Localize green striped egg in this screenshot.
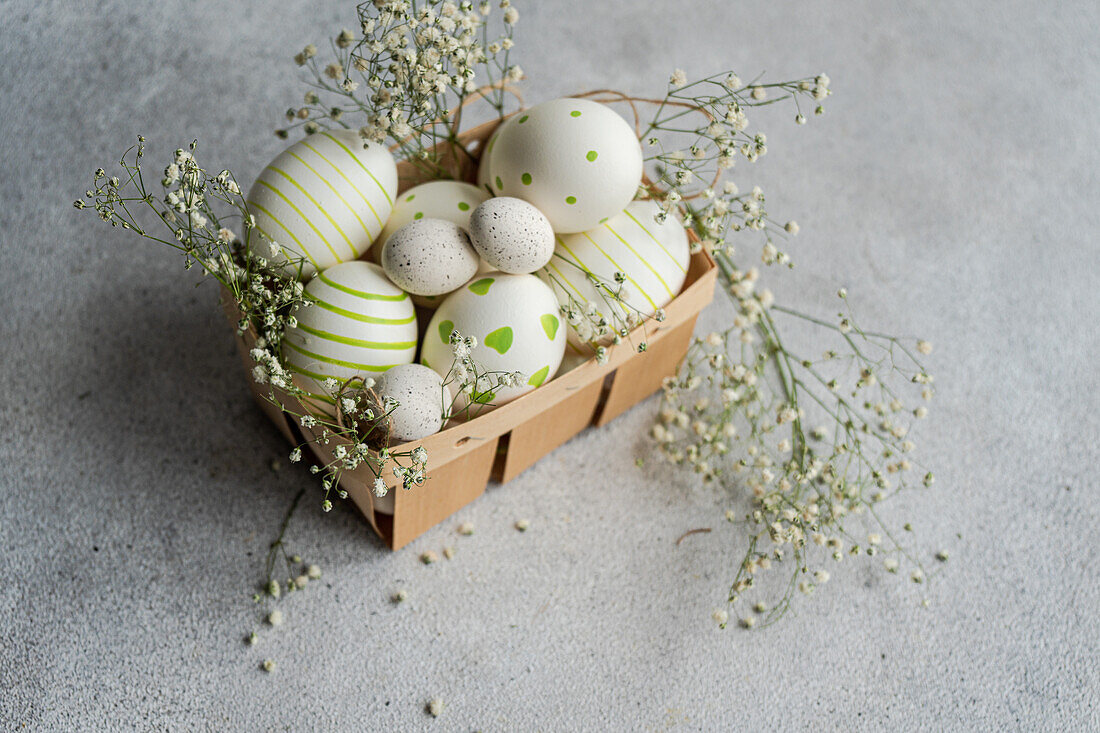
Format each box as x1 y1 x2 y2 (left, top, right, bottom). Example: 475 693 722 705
247 130 397 278
538 200 690 346
283 261 416 412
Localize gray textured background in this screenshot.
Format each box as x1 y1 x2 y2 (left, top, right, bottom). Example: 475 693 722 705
2 0 1098 730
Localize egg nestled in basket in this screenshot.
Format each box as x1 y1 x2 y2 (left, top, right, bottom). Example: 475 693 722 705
246 130 397 278
421 273 566 409
478 97 643 233
539 199 690 346
282 261 417 412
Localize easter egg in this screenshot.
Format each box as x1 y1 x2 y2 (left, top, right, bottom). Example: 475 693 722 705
374 364 452 442
247 130 397 278
381 219 480 296
375 180 489 251
421 273 566 408
479 98 643 233
538 200 690 345
475 121 509 192
467 197 555 274
282 261 416 410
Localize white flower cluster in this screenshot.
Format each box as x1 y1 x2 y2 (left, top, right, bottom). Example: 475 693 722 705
283 0 521 172
441 328 524 417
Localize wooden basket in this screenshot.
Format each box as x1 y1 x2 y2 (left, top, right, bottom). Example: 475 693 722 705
226 115 718 549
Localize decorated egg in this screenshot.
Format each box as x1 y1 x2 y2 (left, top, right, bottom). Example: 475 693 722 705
538 200 690 345
421 273 566 408
247 130 397 278
381 218 480 296
282 261 416 411
479 98 643 233
475 120 510 191
467 197 555 274
375 180 490 251
374 364 452 442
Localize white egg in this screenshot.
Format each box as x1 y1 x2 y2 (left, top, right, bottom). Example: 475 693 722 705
421 273 566 408
538 200 690 345
374 364 452 442
475 120 510 192
375 180 489 251
247 130 397 278
467 197 555 274
480 98 643 233
381 218 480 296
282 261 416 412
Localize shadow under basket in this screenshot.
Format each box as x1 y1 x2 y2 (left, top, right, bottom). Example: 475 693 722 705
226 115 718 550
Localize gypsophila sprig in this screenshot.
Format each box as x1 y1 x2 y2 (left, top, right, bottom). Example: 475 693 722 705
635 69 938 626
76 140 428 511
283 0 523 180
438 328 525 417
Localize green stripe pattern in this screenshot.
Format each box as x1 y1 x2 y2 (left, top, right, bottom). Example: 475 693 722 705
282 261 416 410
246 129 396 274
540 202 690 331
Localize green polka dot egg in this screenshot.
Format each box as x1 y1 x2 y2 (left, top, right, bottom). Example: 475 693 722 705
421 273 566 408
282 261 417 413
478 98 643 233
373 180 493 309
375 180 489 252
246 130 397 278
538 200 690 347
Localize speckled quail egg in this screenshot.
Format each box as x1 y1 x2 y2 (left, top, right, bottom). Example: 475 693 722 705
380 218 480 296
373 363 452 442
467 197 555 274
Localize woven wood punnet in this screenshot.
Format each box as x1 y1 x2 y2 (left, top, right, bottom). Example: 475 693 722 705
226 114 718 549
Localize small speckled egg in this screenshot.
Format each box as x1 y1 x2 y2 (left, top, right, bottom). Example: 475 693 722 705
374 180 489 252
467 197 555 274
374 363 452 441
480 98 643 233
538 200 691 345
282 261 417 413
381 218 480 296
247 130 397 278
421 273 566 408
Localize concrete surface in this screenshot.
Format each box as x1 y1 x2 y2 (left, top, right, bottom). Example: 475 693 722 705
2 0 1098 729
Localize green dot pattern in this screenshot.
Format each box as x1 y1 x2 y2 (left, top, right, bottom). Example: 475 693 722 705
457 201 470 211
405 193 415 201
468 277 494 295
527 365 550 387
540 313 559 340
570 110 582 117
484 326 513 354
565 196 576 205
521 172 532 185
438 319 454 344
495 175 503 191
518 114 529 124
413 211 423 219
472 388 497 404
586 150 598 162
